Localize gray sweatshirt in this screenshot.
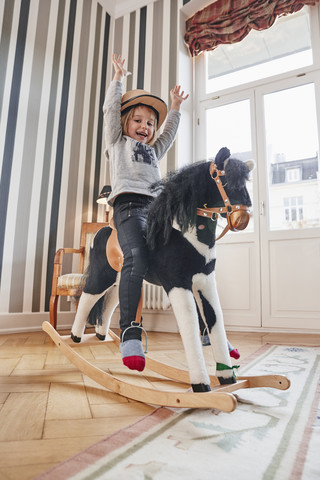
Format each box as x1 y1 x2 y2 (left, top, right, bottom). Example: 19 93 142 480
103 80 181 206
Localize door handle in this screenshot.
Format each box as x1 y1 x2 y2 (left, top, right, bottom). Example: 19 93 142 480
260 200 265 216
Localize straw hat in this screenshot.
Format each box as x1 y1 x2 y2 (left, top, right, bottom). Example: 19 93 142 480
121 89 167 129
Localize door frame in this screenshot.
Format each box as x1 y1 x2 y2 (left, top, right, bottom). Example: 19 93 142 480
255 71 320 330
196 72 320 331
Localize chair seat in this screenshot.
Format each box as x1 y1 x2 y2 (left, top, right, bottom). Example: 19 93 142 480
50 222 108 328
57 273 84 289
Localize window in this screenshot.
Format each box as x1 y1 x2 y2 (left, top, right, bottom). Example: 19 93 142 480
206 7 312 93
205 99 254 232
197 6 320 232
284 196 304 223
286 167 301 182
264 83 319 230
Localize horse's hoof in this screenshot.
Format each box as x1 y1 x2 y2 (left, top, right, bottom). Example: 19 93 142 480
96 333 106 341
71 333 81 343
191 383 211 392
218 376 236 385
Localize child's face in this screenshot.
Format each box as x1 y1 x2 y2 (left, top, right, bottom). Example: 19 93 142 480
126 106 156 144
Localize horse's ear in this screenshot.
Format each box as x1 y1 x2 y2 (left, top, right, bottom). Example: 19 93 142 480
215 147 231 169
244 159 255 172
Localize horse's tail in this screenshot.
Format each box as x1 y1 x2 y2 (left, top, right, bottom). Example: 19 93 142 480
87 297 104 326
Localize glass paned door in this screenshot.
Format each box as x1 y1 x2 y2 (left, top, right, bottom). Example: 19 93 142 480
201 75 320 330
204 97 261 328
206 99 254 232
258 77 320 330
263 83 320 231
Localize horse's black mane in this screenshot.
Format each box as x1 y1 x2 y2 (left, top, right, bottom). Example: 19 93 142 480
147 161 211 249
146 147 251 250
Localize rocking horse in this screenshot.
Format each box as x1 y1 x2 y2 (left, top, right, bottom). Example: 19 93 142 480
43 147 290 412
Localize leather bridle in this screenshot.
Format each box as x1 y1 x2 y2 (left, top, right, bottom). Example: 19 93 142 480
196 162 251 241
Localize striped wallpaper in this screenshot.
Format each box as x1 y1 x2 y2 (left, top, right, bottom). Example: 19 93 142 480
0 0 185 331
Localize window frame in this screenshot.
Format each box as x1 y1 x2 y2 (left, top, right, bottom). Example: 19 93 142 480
194 5 320 103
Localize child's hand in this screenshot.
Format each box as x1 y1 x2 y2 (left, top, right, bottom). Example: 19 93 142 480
170 85 189 111
112 54 131 81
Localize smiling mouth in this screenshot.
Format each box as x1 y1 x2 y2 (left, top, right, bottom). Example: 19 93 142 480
136 132 148 141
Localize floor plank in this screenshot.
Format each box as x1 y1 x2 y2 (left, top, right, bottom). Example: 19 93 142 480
0 327 319 479
0 392 47 441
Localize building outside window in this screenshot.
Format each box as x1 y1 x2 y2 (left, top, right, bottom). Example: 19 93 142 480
284 196 304 223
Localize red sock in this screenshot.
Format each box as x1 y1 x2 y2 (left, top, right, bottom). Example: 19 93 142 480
122 356 145 372
230 348 240 360
120 340 146 372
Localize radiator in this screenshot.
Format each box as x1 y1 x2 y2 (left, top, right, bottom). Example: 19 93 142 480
142 282 171 310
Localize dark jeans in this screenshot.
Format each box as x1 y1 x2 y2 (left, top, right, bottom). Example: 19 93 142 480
113 193 153 341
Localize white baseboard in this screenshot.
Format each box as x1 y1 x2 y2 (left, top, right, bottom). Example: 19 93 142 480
0 310 179 335
0 312 73 334
1 312 319 335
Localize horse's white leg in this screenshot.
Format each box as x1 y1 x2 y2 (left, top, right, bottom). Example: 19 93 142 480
168 287 211 391
71 291 106 342
193 287 239 355
95 282 119 339
193 271 236 384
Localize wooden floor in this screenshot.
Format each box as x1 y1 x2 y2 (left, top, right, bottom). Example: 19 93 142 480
0 327 320 480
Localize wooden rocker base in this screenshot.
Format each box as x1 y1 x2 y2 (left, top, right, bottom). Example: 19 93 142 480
42 321 290 413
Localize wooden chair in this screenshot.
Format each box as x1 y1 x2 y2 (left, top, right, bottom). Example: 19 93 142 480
49 222 108 328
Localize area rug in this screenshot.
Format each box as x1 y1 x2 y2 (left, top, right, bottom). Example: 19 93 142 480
37 345 320 480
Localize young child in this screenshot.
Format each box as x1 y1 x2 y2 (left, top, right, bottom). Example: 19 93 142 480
103 54 188 372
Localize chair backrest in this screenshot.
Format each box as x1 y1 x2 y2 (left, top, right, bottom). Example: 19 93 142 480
79 222 108 273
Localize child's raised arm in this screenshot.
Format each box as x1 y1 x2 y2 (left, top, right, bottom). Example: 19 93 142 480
170 85 189 111
112 53 131 82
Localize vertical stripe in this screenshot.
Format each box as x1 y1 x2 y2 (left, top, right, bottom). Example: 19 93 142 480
63 0 92 262
24 0 59 312
167 0 178 172
0 0 14 119
143 2 154 92
160 0 171 176
45 0 77 311
169 0 178 99
126 11 136 91
132 11 140 88
81 4 102 223
121 14 131 93
9 0 51 312
151 0 163 98
137 6 146 89
32 0 65 312
114 17 123 54
0 0 30 288
91 12 110 222
161 0 170 103
73 1 99 258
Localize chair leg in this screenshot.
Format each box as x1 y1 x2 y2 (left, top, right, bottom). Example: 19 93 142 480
49 294 58 329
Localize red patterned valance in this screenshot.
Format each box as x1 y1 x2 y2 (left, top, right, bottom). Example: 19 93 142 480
185 0 319 56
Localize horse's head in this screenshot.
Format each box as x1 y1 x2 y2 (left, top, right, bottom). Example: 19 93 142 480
147 147 254 249
196 147 254 242
215 146 253 208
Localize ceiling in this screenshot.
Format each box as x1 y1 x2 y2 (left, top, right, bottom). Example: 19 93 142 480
100 0 155 18
100 0 214 19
